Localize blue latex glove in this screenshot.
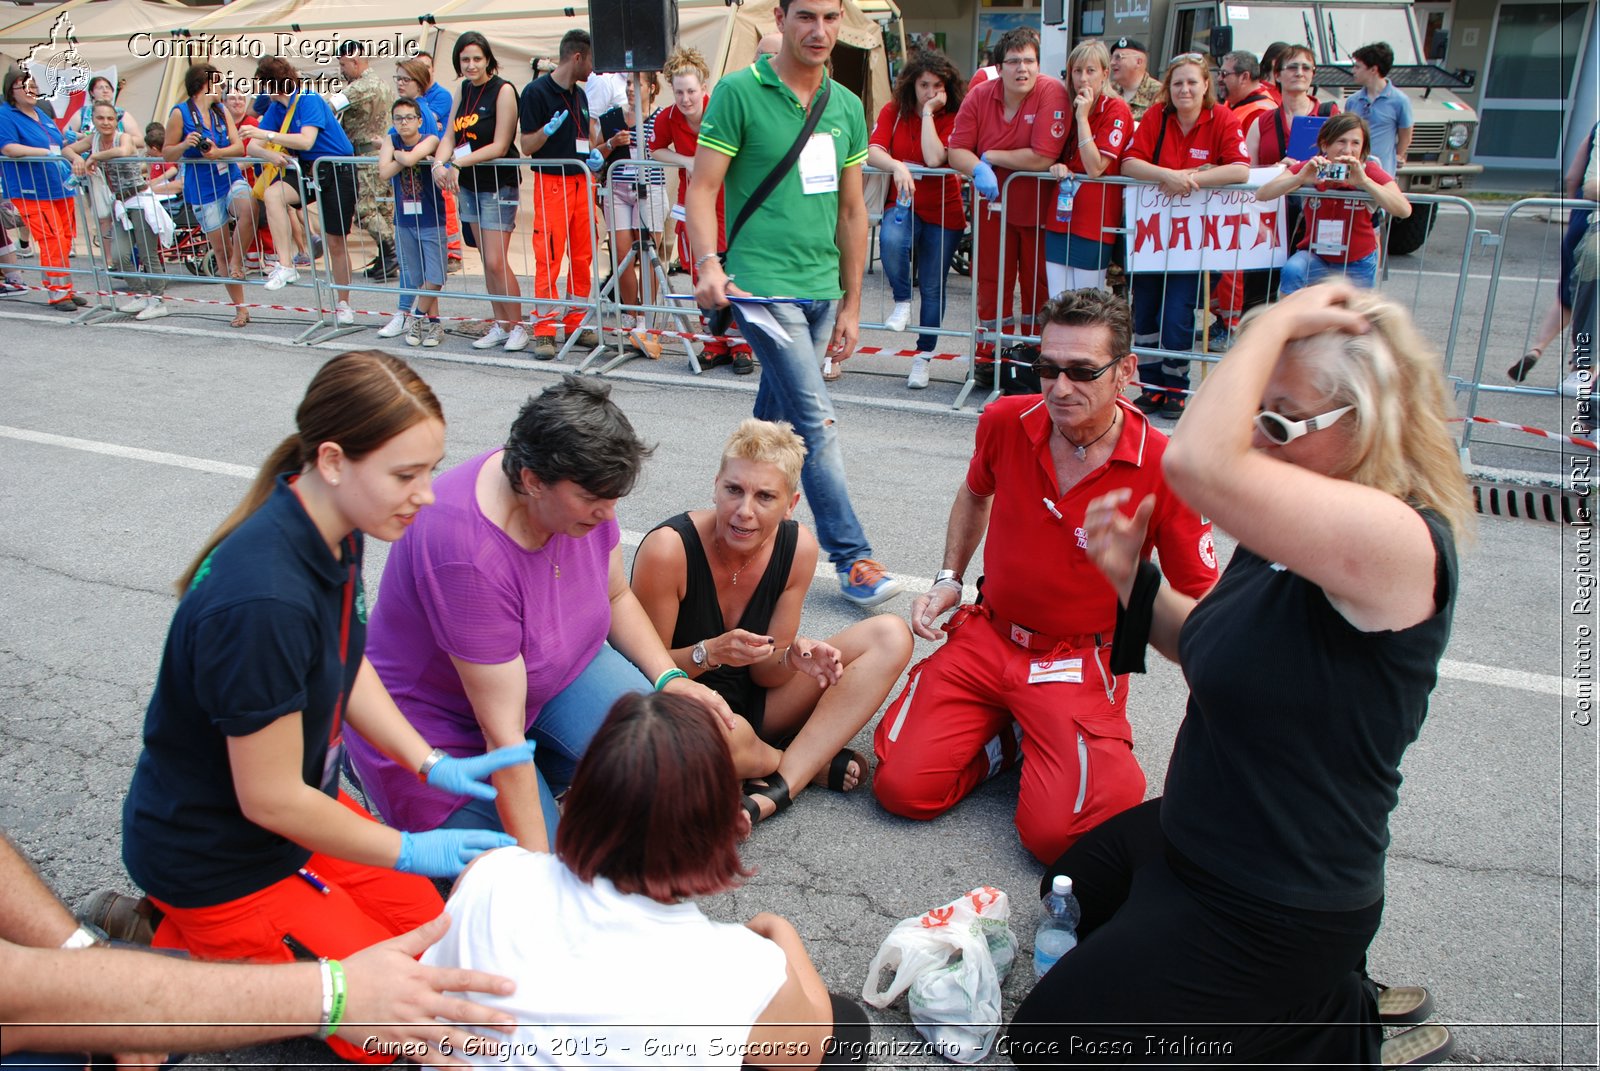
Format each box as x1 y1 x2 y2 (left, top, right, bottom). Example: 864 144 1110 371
971 159 999 201
396 829 515 877
426 741 537 800
587 148 605 172
542 109 569 137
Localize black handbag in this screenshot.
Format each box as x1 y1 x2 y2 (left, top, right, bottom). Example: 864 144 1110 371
702 80 833 337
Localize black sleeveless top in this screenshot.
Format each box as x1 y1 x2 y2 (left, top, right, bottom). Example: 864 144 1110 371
653 513 798 735
454 75 516 194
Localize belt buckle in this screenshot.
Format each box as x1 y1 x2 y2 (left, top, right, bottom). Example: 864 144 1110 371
1008 622 1034 648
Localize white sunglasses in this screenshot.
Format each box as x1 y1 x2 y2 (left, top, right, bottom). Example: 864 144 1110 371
1255 404 1354 444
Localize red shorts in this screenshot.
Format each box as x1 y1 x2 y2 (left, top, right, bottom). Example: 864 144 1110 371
873 604 1147 863
149 792 443 1063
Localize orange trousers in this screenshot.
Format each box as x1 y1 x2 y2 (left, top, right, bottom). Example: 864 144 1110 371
445 187 462 257
15 197 78 299
529 169 594 337
148 792 443 1063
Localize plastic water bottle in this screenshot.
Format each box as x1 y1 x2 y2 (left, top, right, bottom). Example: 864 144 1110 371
1033 874 1080 979
892 188 912 225
1054 176 1076 223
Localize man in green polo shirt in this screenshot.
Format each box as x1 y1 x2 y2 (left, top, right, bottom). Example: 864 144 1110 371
687 0 902 608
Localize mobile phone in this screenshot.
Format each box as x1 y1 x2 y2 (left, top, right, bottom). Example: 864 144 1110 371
1317 162 1348 182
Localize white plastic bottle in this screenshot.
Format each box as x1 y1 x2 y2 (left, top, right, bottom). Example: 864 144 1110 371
1033 874 1081 979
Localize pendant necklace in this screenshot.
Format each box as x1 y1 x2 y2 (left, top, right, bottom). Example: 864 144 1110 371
716 533 767 586
538 538 561 579
1064 411 1119 461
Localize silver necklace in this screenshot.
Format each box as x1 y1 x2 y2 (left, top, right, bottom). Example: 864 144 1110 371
715 534 767 586
1064 411 1119 461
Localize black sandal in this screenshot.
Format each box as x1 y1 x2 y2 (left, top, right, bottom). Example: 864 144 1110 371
825 748 867 793
1507 349 1541 382
742 771 791 825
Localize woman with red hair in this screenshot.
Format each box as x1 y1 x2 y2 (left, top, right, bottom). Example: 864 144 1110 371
422 691 872 1068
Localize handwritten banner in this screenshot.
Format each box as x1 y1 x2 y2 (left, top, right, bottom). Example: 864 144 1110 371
1125 166 1289 273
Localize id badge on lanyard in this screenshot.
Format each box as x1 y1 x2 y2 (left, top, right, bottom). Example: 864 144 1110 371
798 134 838 195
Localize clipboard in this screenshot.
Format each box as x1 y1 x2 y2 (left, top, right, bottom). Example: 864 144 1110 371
1286 115 1328 162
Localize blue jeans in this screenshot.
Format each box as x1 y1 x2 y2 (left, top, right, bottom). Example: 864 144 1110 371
1131 271 1200 396
1279 250 1379 295
733 299 873 571
879 211 963 353
436 643 650 842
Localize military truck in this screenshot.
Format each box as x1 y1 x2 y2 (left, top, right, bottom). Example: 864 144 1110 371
1043 0 1481 254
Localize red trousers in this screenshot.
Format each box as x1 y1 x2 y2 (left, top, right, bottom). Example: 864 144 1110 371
444 187 462 257
529 169 594 337
873 604 1146 863
974 204 1049 354
149 792 443 1063
15 197 77 299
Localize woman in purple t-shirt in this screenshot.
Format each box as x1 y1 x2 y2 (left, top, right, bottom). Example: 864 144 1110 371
348 376 746 850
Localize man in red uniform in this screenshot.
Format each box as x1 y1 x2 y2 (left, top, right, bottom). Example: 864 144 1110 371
873 289 1217 863
947 27 1069 375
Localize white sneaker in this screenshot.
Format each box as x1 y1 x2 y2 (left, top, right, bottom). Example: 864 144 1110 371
335 300 355 327
420 320 443 348
117 295 150 315
472 324 510 349
885 300 912 332
135 298 169 321
1560 369 1595 398
378 312 408 338
504 324 531 352
404 316 424 347
263 265 298 291
907 354 932 389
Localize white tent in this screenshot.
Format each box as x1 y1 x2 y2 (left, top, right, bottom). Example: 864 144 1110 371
2 0 899 132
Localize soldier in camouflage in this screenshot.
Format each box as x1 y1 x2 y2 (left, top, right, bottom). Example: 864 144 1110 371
336 41 398 279
1110 38 1165 122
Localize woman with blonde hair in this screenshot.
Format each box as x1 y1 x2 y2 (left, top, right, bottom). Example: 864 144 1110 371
1011 284 1468 1067
1120 53 1249 418
632 419 912 824
1043 39 1134 296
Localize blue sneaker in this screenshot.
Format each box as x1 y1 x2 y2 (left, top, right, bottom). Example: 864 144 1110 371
838 559 903 608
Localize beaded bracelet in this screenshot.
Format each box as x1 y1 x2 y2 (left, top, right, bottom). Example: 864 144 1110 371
316 958 348 1038
654 668 688 691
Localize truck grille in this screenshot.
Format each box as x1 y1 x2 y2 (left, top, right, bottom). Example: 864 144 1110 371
1409 123 1446 155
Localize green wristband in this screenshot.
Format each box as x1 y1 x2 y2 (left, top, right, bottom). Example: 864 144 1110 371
318 958 348 1038
654 668 688 691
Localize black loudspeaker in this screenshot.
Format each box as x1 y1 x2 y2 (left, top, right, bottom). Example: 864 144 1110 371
590 0 677 71
1042 0 1065 25
1208 25 1233 59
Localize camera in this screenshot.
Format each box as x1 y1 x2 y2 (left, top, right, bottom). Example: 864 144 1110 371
194 135 214 153
1317 162 1349 183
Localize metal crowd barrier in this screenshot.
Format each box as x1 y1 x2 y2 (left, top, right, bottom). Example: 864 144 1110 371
1458 196 1599 466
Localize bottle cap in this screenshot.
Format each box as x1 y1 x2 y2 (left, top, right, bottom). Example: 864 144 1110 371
1051 874 1073 896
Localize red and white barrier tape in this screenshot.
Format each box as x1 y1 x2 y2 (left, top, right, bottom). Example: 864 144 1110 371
1454 414 1596 452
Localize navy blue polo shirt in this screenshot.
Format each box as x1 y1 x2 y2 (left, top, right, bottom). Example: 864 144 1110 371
123 476 367 908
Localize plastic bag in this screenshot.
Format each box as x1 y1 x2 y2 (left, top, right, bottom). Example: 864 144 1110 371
861 886 1018 1063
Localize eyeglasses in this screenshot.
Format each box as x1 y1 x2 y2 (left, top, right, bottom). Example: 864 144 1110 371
393 113 422 123
1254 404 1354 444
1219 68 1241 78
1281 62 1315 72
1169 52 1207 67
1033 356 1123 382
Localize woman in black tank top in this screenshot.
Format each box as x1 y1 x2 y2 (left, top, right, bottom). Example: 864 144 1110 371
431 32 523 341
630 419 912 825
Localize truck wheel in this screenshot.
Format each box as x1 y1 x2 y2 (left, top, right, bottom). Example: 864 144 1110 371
1387 202 1437 257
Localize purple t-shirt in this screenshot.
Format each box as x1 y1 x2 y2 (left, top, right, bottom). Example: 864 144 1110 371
346 448 617 830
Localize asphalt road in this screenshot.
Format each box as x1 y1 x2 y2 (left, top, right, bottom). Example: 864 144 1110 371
0 207 1595 1069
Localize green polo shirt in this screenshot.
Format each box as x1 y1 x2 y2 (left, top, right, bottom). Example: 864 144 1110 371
698 55 868 299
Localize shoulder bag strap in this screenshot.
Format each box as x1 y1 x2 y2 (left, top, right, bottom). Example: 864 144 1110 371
1151 105 1170 164
724 79 832 252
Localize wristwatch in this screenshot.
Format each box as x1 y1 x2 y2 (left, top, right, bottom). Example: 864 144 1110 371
61 922 108 949
933 569 963 587
691 641 716 669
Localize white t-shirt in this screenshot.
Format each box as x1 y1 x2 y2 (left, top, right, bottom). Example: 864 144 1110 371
585 73 629 121
424 847 789 1068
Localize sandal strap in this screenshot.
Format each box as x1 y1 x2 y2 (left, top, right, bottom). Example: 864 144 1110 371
743 771 792 815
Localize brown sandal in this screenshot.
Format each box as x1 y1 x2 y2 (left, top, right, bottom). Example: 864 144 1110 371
230 308 250 329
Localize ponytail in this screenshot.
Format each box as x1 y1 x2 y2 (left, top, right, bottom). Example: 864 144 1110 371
175 434 304 593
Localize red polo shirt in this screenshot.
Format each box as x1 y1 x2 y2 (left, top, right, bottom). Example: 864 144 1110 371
1288 158 1392 262
869 101 966 229
649 97 724 234
949 75 1072 226
1125 103 1248 172
965 395 1217 636
1043 93 1134 241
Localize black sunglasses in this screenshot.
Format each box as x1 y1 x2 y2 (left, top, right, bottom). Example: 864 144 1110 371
1033 356 1122 382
